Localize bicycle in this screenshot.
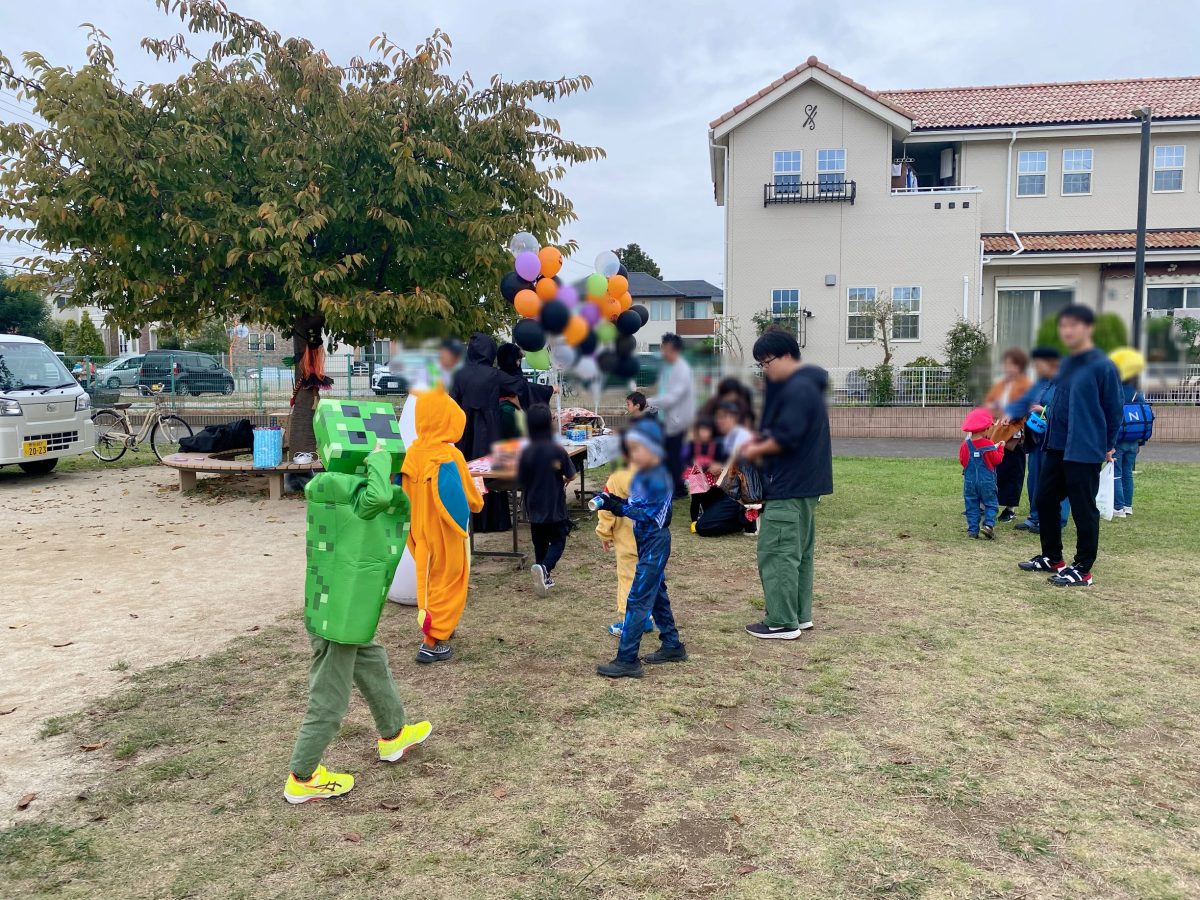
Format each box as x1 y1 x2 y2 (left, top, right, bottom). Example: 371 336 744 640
91 386 195 463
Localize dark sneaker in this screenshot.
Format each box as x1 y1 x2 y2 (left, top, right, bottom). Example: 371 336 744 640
415 641 453 664
968 530 979 539
999 508 1015 523
981 524 994 540
642 644 688 664
596 658 644 678
1018 555 1065 573
1014 520 1036 531
531 564 548 598
1049 565 1093 587
745 622 802 640
544 574 556 589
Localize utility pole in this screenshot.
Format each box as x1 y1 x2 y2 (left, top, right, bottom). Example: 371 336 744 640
1132 105 1152 349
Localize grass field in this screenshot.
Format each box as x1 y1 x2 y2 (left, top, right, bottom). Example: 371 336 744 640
3 457 1198 899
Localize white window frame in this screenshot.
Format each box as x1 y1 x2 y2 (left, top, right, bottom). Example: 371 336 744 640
1016 150 1047 197
816 148 846 192
1061 148 1092 196
773 150 802 193
1146 284 1200 310
264 332 276 352
679 299 709 320
890 286 921 341
1153 144 1185 193
771 289 800 316
846 287 877 342
247 331 260 352
648 299 672 322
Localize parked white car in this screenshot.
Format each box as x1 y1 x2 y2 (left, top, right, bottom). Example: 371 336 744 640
95 354 144 389
0 335 96 475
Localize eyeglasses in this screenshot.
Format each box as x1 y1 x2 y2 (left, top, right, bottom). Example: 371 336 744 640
755 356 778 373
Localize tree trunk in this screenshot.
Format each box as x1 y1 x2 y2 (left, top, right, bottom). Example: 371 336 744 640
287 310 325 455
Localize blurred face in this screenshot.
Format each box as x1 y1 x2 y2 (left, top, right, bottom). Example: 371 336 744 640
438 348 459 369
695 425 714 443
715 410 735 434
1033 358 1058 380
625 399 641 415
1003 356 1023 378
758 354 793 383
661 342 680 363
627 440 659 470
1058 315 1092 352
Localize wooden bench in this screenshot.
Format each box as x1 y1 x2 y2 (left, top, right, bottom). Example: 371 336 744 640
160 449 323 500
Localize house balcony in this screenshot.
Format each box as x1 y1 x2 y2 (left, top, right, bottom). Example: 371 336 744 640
764 180 856 206
675 318 716 337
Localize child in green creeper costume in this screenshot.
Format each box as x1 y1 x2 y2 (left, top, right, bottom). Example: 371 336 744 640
284 399 433 804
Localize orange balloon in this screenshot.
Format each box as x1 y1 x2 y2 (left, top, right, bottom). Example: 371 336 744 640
607 274 628 298
601 294 622 321
563 314 589 346
514 289 542 319
538 246 563 279
618 291 633 312
535 277 558 301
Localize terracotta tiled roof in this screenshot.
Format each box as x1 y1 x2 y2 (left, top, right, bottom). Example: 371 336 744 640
982 229 1200 255
882 76 1200 129
709 56 913 129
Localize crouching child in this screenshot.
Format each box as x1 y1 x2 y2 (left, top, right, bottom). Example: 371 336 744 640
592 418 687 678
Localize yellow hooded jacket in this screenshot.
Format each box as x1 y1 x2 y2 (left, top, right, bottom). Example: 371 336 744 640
595 465 638 615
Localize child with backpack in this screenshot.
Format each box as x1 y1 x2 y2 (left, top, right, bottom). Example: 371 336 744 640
1109 349 1153 518
518 404 577 596
959 407 1005 539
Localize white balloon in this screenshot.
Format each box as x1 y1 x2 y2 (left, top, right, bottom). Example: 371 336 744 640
550 343 576 368
509 231 539 255
594 250 621 278
387 546 418 605
573 355 598 382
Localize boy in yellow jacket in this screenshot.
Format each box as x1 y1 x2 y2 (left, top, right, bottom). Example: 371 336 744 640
595 461 655 637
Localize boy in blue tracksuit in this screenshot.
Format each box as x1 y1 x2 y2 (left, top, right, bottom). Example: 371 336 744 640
1113 378 1142 517
593 418 688 678
1004 347 1069 534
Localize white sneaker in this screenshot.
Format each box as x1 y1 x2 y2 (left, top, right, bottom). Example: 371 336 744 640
1124 507 1133 516
531 564 548 597
797 621 814 630
1113 508 1127 518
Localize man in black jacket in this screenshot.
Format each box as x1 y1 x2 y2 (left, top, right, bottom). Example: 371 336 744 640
740 330 833 640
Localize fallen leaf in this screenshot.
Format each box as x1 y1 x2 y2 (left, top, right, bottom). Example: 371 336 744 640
129 613 139 619
79 741 107 752
170 545 184 551
342 832 361 843
731 814 745 826
0 707 16 716
380 801 402 811
492 787 508 800
16 793 36 810
736 865 758 876
246 625 260 632
52 641 74 648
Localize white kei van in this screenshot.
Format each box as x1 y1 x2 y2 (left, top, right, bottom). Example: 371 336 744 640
0 335 96 475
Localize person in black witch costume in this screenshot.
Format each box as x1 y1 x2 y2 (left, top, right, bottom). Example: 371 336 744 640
449 333 528 532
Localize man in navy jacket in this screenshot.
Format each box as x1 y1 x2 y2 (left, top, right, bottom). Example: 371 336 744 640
1017 305 1123 587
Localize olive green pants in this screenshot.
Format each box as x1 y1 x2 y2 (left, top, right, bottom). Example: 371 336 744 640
289 634 406 780
757 497 817 630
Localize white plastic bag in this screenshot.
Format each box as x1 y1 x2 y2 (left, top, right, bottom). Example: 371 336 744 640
387 546 418 606
1095 461 1115 521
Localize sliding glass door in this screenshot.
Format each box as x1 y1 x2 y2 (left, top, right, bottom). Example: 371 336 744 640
996 287 1076 352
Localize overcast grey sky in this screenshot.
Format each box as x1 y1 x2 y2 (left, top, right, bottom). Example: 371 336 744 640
2 0 1198 284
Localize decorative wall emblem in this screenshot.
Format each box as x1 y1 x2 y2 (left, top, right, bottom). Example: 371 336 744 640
803 104 818 130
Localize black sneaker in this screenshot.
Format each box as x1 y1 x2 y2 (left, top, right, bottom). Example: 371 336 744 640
1017 555 1066 573
596 658 644 678
981 524 994 540
999 508 1015 523
1014 520 1035 531
968 530 979 539
1048 565 1093 587
642 644 688 664
415 641 453 664
745 622 802 640
544 574 556 589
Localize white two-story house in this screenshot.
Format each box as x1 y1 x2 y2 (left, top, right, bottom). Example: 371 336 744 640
709 57 1200 369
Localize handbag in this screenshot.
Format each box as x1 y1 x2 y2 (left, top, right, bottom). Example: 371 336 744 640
684 463 712 495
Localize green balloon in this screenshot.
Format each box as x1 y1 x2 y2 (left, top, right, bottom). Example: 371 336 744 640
596 321 617 344
586 272 608 298
524 348 551 370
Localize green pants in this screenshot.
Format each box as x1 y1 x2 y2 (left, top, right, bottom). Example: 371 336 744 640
757 496 817 630
289 633 406 780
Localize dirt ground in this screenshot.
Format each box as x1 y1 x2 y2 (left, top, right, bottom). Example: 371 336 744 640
0 465 308 826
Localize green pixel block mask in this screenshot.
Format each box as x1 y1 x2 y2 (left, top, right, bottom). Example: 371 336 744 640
313 398 404 475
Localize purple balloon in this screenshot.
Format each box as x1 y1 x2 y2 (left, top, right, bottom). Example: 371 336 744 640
579 301 602 325
515 251 541 282
558 283 580 308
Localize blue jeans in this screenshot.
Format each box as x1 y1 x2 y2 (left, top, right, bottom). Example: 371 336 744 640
1025 447 1069 528
1114 443 1139 509
616 528 682 663
963 469 998 532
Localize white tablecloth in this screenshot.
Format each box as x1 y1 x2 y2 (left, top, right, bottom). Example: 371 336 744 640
563 432 621 470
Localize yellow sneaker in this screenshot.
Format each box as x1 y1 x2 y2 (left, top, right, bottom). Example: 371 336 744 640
283 764 354 804
378 721 432 762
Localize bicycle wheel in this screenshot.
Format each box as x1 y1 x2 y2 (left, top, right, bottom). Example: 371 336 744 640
150 415 194 462
91 410 130 462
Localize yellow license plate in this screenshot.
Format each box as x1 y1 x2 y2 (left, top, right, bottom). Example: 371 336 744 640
22 440 48 457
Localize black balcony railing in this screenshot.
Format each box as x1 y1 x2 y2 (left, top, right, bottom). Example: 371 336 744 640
764 180 856 205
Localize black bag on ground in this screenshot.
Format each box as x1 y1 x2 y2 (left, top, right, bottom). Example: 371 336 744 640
695 492 748 537
178 418 254 453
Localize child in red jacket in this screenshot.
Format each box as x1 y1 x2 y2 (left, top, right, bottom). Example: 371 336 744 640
960 407 1004 539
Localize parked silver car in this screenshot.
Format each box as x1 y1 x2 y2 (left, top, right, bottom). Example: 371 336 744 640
95 355 144 389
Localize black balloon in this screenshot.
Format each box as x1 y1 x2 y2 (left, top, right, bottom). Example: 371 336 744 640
617 263 629 279
596 350 619 374
615 334 637 356
501 270 534 302
539 299 571 335
616 309 642 336
614 353 640 379
577 331 598 356
512 318 546 352
631 304 650 327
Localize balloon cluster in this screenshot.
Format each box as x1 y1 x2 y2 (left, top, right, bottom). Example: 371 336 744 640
501 233 649 381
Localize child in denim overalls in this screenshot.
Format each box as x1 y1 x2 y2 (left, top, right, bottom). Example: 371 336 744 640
959 407 1005 539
